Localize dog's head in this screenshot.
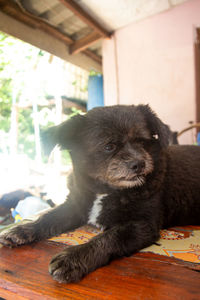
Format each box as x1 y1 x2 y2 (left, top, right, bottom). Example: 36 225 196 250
42 105 170 189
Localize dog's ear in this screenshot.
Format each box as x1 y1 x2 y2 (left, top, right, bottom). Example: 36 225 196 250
137 104 170 147
41 114 85 155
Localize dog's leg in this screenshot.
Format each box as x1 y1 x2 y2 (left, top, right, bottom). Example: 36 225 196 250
0 199 84 247
49 220 160 283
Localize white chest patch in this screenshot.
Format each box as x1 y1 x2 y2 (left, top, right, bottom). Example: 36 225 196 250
88 194 107 229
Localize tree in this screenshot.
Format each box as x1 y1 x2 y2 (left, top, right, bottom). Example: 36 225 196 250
0 32 49 159
0 31 88 163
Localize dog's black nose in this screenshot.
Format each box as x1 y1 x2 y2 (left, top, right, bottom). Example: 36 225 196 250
128 160 145 173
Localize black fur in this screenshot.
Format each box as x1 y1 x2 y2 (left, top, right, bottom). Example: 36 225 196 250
0 104 200 283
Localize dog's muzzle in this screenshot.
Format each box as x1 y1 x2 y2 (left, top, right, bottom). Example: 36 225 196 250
105 153 153 189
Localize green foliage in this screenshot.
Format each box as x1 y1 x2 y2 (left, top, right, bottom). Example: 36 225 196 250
0 31 47 158
18 108 35 159
69 106 85 117
0 31 87 165
61 150 72 165
0 78 12 132
0 33 13 132
89 70 102 77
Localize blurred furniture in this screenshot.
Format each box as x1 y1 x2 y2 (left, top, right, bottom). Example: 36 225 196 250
177 122 200 139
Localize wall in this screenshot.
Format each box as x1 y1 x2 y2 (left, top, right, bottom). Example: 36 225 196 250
102 0 200 144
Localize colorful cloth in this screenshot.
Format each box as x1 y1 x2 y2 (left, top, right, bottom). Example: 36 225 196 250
49 225 200 264
142 226 200 263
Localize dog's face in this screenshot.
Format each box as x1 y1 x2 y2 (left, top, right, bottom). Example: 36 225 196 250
43 105 170 189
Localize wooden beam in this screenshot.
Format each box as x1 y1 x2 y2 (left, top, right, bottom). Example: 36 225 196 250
83 49 101 65
70 31 102 54
0 12 102 72
84 49 102 64
0 0 73 44
58 0 111 38
0 0 102 65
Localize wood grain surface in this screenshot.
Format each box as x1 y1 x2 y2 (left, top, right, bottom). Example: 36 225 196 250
0 240 200 299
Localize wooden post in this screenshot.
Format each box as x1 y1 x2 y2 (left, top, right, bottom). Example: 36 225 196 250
195 27 200 124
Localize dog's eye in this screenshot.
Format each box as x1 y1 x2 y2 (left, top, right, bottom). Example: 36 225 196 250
104 143 116 152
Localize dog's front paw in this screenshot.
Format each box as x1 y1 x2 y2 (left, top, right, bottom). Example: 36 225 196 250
0 223 37 247
49 246 90 283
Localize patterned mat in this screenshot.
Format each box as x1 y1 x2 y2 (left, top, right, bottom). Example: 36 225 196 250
49 225 200 264
49 225 100 245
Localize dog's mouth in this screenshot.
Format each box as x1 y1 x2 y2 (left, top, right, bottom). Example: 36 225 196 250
111 174 146 188
119 174 144 181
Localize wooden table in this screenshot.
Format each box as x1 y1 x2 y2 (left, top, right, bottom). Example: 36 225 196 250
0 240 200 299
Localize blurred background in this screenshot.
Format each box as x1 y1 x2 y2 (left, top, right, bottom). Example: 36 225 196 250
0 33 89 206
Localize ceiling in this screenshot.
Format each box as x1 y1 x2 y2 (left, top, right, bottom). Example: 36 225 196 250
74 0 189 31
0 0 189 70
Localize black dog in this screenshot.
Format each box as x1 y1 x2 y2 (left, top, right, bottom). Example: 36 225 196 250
0 104 200 283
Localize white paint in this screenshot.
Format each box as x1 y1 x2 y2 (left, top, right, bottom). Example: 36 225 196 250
88 194 107 228
76 0 188 31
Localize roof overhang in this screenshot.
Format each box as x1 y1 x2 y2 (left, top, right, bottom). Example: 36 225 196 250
0 0 112 71
0 0 189 71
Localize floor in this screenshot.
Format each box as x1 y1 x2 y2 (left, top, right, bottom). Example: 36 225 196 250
0 240 200 299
